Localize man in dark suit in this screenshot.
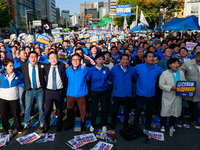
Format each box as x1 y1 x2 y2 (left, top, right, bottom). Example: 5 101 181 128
42 51 66 133
20 51 46 131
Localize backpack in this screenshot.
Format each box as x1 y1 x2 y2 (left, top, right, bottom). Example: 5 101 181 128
119 125 148 141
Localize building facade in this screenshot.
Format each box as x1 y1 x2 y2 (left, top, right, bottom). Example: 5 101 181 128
108 0 117 16
61 10 70 27
7 0 41 30
183 0 200 17
40 0 56 23
56 8 61 25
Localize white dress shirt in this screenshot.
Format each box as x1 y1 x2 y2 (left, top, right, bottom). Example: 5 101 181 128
47 65 63 90
28 63 41 89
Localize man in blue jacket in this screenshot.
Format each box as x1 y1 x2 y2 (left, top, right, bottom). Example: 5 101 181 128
133 51 164 129
64 53 89 132
110 54 135 129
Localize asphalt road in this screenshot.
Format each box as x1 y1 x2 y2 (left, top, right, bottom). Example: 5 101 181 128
2 115 200 150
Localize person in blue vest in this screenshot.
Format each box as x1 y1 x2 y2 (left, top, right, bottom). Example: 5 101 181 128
0 58 23 136
86 53 111 132
64 53 89 132
110 54 135 129
110 46 121 65
14 49 29 117
133 51 164 129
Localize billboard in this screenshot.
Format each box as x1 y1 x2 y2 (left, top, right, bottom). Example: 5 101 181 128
116 5 131 17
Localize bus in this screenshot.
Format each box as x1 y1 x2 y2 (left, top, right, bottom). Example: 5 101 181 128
51 28 63 35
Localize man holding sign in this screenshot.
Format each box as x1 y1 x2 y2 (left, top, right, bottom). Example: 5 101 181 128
178 49 200 129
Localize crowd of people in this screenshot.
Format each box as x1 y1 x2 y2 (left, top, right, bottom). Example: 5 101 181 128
0 31 200 138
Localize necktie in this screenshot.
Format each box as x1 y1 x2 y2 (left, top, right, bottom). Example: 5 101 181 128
53 67 57 90
32 65 37 89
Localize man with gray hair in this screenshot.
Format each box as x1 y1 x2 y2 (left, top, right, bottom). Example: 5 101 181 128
130 47 145 67
178 49 200 129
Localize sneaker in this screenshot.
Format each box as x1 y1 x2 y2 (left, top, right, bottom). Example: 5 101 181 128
102 126 107 132
90 126 94 132
160 126 165 132
191 121 200 129
39 124 44 130
141 110 145 115
18 131 23 134
131 109 135 115
23 124 31 131
8 130 13 138
177 120 183 128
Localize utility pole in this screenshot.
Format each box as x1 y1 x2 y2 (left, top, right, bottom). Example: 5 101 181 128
131 6 138 25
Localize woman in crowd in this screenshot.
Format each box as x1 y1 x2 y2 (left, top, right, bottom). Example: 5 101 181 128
159 58 186 133
0 58 23 136
87 53 111 132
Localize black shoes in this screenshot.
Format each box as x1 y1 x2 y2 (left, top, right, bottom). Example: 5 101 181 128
42 125 50 133
23 124 31 131
57 125 62 132
64 122 74 131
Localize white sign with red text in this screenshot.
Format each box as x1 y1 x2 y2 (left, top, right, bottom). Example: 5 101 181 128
16 132 40 145
90 141 113 150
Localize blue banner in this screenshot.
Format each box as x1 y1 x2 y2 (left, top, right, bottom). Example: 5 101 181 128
176 81 196 96
35 34 50 48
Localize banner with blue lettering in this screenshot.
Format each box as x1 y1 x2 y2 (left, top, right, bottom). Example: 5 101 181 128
105 33 112 40
89 36 99 43
64 35 71 41
47 35 54 44
10 34 17 41
16 132 40 145
176 81 196 96
84 33 90 39
35 34 50 47
54 37 63 45
143 129 164 141
91 141 113 150
24 35 34 44
3 39 10 43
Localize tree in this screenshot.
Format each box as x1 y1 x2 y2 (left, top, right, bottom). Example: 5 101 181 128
161 0 184 23
0 0 10 27
113 0 183 29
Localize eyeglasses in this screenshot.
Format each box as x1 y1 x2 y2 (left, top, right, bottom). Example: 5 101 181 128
72 59 81 61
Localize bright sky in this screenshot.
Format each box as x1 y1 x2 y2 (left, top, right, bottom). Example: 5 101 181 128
56 0 107 15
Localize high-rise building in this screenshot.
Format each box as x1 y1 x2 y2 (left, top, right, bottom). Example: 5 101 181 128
61 10 70 27
70 13 80 26
56 8 61 25
40 0 56 23
108 0 117 16
7 0 41 30
80 1 108 25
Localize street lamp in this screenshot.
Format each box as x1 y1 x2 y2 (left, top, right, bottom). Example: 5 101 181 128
25 8 32 33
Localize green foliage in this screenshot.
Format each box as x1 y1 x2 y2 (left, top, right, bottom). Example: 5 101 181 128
114 0 183 28
0 0 10 27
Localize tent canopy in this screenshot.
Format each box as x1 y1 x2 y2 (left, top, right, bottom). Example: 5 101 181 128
130 25 151 32
154 15 200 31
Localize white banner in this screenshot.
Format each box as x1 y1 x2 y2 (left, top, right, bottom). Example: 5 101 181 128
16 132 40 145
143 129 164 141
90 141 113 150
67 133 97 148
